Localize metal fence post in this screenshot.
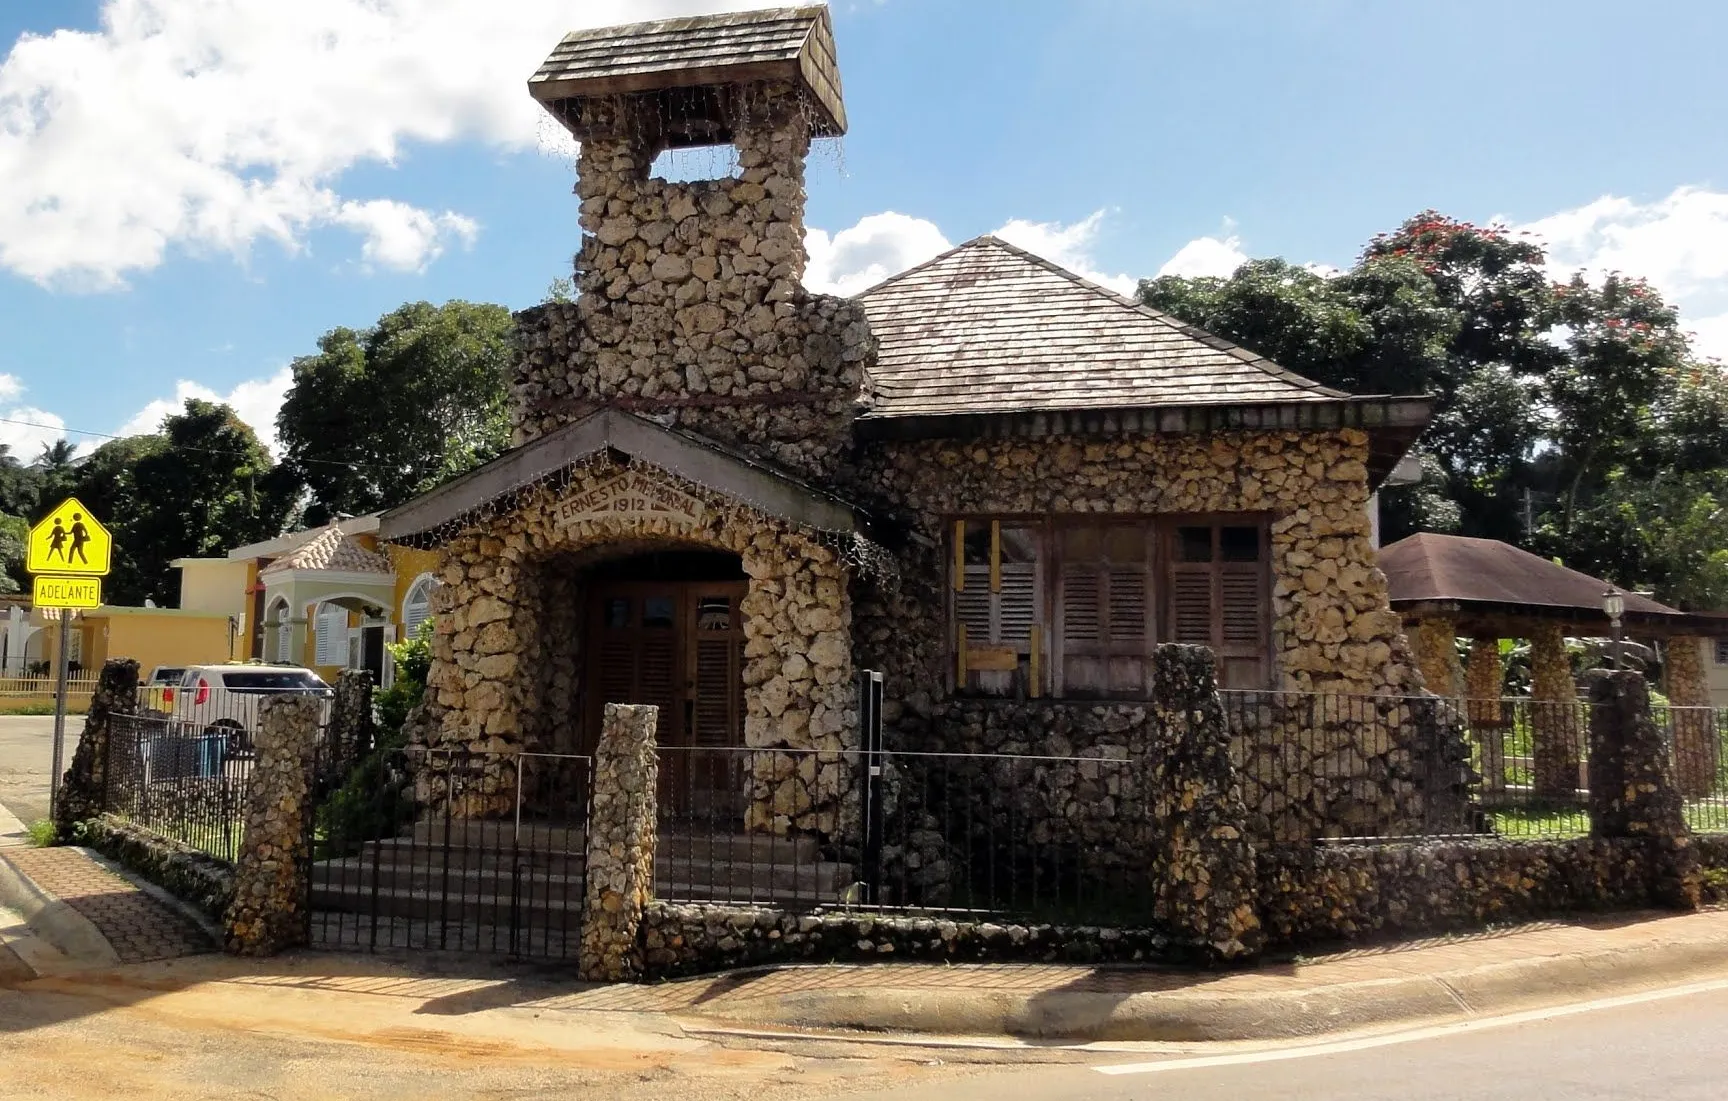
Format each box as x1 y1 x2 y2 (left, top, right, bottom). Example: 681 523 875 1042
858 670 885 904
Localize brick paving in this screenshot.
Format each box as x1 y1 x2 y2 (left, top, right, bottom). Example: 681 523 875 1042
1 847 214 963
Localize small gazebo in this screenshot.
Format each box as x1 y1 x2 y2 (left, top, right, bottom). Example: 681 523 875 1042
1379 533 1727 797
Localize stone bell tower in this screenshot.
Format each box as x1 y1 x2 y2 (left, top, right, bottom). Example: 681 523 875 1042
514 6 874 479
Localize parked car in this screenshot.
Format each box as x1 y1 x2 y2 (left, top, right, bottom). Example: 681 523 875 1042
164 664 334 757
141 666 187 715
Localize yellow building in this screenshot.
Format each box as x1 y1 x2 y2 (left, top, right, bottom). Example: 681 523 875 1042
218 517 442 687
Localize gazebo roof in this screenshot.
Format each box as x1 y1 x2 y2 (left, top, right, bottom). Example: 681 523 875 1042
1379 533 1726 637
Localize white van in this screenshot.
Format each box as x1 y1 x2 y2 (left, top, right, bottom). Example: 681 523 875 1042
164 664 334 756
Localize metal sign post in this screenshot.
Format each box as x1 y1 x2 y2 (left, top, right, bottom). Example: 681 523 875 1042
29 497 114 823
47 609 70 821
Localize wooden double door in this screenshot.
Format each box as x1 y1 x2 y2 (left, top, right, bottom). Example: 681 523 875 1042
585 581 746 816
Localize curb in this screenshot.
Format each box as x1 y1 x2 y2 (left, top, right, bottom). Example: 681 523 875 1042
0 850 120 966
678 935 1728 1043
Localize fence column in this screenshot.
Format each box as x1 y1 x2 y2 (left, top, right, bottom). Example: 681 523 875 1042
329 669 377 770
225 695 321 955
53 658 139 837
1662 638 1717 799
579 703 659 982
1531 624 1582 800
1410 616 1464 699
1586 669 1700 910
1148 644 1262 961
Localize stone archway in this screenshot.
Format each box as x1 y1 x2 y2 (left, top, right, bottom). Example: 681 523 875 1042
421 460 859 839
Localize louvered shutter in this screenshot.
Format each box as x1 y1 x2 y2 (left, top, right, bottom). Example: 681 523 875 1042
951 521 1044 696
1055 525 1153 698
1164 523 1270 689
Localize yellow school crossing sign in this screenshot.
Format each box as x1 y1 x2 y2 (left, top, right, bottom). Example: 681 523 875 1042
28 497 111 577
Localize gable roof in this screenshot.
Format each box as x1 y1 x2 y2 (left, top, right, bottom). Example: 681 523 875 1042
378 409 877 545
259 526 392 577
855 236 1351 419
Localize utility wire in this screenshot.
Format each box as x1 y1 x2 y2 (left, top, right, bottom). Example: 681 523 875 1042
0 414 394 475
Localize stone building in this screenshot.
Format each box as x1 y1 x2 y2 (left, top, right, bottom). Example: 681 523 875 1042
379 6 1448 845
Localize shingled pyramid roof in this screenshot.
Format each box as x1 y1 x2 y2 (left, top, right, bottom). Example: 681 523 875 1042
854 236 1351 420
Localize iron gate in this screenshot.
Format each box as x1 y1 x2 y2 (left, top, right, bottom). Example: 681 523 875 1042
306 747 593 960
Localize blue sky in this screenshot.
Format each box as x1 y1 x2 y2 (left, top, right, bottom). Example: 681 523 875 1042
2 0 1726 459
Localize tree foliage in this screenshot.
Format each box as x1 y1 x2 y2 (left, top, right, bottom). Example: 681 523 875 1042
1141 210 1728 609
277 300 515 524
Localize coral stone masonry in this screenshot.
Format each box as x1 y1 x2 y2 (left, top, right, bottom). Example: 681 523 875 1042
378 5 1443 876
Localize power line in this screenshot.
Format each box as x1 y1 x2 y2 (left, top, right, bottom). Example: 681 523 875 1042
0 415 392 475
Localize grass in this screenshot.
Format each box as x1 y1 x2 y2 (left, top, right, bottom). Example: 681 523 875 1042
1489 802 1728 840
0 703 88 717
25 819 56 847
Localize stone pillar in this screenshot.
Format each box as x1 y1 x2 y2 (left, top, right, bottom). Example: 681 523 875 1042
1529 624 1582 800
1465 638 1506 793
1147 645 1263 961
1663 638 1717 799
53 658 139 836
579 703 659 982
1409 617 1464 699
225 695 321 956
1586 669 1699 909
329 669 377 768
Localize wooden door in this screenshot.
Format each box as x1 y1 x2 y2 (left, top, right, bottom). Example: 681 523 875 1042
585 581 746 819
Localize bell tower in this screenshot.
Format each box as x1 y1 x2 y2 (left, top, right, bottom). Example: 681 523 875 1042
513 6 871 479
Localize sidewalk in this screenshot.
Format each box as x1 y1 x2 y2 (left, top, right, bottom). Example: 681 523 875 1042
0 802 214 966
4 885 1728 1046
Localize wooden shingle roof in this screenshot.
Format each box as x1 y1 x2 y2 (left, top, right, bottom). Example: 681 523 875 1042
855 236 1349 420
529 6 845 139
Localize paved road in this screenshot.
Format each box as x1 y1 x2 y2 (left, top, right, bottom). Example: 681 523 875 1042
850 980 1728 1100
0 716 77 827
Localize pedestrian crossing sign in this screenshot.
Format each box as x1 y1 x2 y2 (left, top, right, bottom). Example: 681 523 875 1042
28 497 112 577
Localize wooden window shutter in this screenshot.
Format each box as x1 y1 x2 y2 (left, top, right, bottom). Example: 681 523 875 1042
950 520 1044 696
1164 522 1270 689
1055 524 1153 698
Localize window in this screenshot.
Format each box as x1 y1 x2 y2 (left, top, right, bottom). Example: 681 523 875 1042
951 520 1043 697
1716 639 1728 666
313 603 347 666
222 670 329 694
949 516 1271 698
266 598 291 664
402 575 438 637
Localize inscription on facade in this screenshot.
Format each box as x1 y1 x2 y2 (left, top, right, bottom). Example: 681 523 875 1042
555 472 706 528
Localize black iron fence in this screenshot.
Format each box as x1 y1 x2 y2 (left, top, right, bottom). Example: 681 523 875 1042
307 746 593 960
655 744 1155 922
1219 690 1728 842
104 713 253 861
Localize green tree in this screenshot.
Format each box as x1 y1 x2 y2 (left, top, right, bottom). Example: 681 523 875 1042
1140 210 1728 608
70 400 296 605
277 300 514 522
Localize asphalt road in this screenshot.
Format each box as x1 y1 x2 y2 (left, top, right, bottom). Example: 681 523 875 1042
849 980 1728 1100
0 716 78 827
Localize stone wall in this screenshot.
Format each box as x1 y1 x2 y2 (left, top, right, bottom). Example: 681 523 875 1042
1257 838 1660 947
421 458 858 837
78 812 235 924
847 430 1456 840
640 902 1175 978
511 85 875 480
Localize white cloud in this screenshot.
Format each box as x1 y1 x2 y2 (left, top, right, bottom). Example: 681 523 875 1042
335 200 478 273
1157 234 1249 280
0 0 764 287
993 211 1137 295
0 407 68 461
805 212 952 296
117 366 295 456
1512 186 1728 360
805 208 1141 297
